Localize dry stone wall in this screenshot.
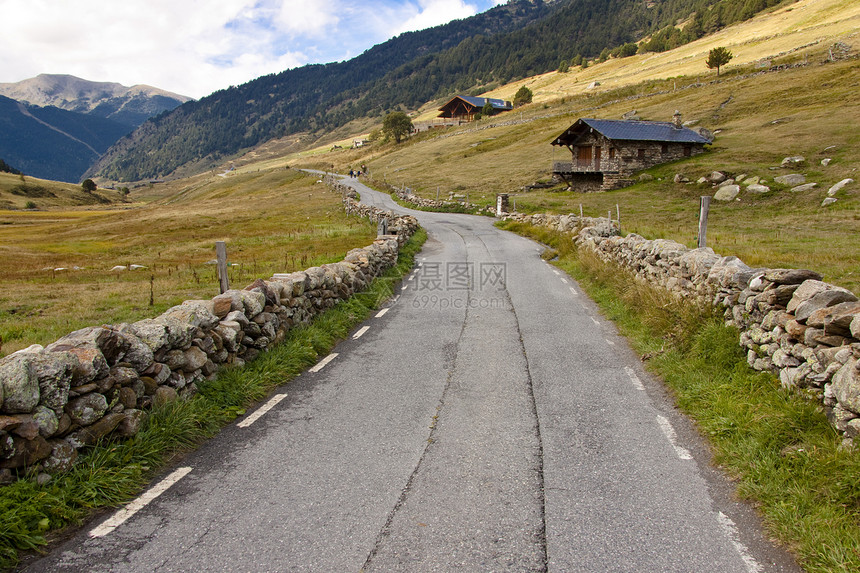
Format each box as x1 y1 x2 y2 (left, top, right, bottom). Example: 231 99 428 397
0 193 417 482
507 212 860 445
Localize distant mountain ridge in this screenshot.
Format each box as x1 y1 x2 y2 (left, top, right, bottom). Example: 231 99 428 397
0 74 192 128
0 75 192 182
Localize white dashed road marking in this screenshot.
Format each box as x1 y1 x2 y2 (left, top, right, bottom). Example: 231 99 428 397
237 393 288 428
90 467 193 538
569 287 578 296
353 326 370 339
310 353 338 373
656 415 693 460
717 512 764 573
624 366 644 390
375 308 390 318
590 317 600 326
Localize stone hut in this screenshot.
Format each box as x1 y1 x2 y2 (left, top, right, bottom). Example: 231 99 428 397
551 112 712 191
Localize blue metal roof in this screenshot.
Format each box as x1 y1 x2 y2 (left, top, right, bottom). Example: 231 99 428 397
553 118 711 145
443 95 513 111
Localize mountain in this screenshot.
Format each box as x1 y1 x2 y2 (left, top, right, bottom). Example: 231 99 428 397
91 0 789 182
0 74 192 128
0 95 131 182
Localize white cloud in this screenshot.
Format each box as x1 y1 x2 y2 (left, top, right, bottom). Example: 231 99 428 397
0 0 506 99
393 0 484 35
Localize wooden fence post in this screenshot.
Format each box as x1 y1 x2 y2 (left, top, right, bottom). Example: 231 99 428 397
698 196 711 249
216 241 229 294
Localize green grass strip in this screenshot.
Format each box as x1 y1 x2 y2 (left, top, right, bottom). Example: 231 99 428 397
0 228 427 571
499 220 860 573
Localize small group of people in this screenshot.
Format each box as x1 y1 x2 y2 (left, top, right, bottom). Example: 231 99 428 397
348 165 368 178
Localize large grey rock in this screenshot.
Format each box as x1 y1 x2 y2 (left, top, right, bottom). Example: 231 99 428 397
714 185 740 201
32 350 78 410
183 347 209 373
795 289 858 323
0 350 40 413
161 300 220 330
781 156 805 168
245 278 280 307
47 326 128 366
833 358 860 413
828 178 854 196
774 174 806 186
852 315 860 340
788 280 834 313
790 183 817 193
708 171 727 184
808 301 860 337
746 183 770 193
763 269 823 286
239 290 266 318
42 439 78 473
115 326 155 371
129 317 194 353
66 393 108 426
33 406 59 438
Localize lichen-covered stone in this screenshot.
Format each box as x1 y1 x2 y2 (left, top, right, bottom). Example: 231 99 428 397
66 393 108 426
0 350 40 413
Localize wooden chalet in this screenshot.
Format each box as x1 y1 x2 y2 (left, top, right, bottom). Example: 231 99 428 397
551 112 712 191
438 95 513 122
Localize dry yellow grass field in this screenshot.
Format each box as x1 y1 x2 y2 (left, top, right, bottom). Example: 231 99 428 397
0 169 375 357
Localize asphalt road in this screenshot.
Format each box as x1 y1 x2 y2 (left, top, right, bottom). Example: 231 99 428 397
23 177 802 572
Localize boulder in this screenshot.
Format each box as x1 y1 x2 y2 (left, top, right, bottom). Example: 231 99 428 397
0 350 40 413
161 300 220 330
29 350 78 410
66 393 108 426
245 278 280 307
46 326 129 366
42 439 78 473
774 174 806 186
708 171 727 184
790 183 817 193
116 409 146 437
795 289 858 323
714 185 740 201
828 178 854 196
68 413 125 447
764 269 822 286
183 347 209 373
833 358 860 413
808 301 860 337
788 280 835 313
33 406 59 438
746 184 770 193
821 198 838 207
153 386 178 407
781 156 805 168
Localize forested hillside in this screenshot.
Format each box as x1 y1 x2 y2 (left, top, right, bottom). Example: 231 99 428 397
0 95 131 182
92 0 792 182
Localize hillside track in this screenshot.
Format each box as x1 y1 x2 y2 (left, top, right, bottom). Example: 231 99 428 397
23 178 801 572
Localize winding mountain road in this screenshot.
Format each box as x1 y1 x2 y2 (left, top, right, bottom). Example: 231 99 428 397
24 177 801 572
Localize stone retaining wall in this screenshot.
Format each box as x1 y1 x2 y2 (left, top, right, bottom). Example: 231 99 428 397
507 212 860 445
0 194 417 482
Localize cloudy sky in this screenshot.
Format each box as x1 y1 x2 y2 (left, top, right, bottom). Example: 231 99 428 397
1 0 506 99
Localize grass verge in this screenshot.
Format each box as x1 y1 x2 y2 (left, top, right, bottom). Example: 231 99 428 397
0 228 426 571
499 220 860 573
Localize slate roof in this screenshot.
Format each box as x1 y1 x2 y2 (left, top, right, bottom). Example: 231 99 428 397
552 118 711 145
440 95 513 111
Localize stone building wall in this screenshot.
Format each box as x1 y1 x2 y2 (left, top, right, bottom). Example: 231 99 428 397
507 212 860 445
0 191 418 481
